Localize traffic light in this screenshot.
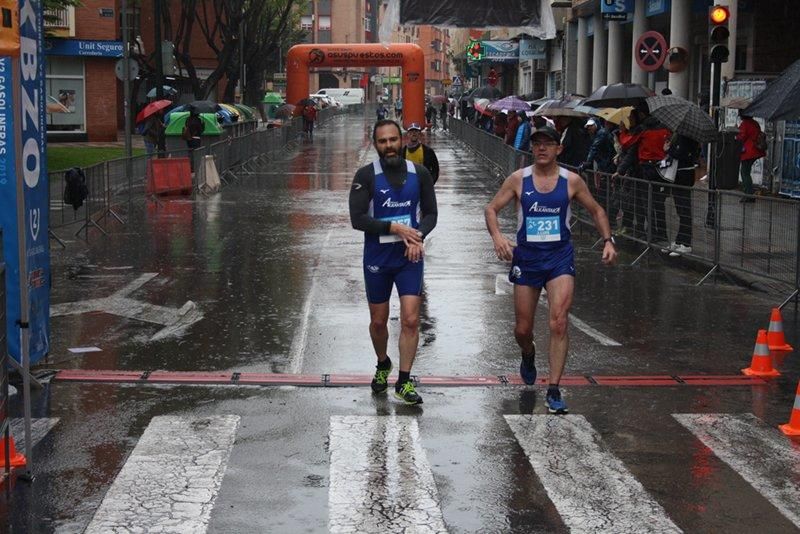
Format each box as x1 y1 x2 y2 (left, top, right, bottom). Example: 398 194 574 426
708 5 730 63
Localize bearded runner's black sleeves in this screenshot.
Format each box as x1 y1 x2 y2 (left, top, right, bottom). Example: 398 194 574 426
349 161 437 237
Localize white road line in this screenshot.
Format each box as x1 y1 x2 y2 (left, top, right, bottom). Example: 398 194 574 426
112 272 160 298
505 415 681 534
50 273 203 341
288 229 332 374
84 415 239 534
329 416 447 534
10 418 59 450
673 413 800 527
494 274 622 346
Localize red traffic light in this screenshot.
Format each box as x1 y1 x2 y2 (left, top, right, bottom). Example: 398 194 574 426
710 5 729 25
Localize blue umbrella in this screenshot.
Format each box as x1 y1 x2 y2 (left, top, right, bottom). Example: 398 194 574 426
146 85 177 98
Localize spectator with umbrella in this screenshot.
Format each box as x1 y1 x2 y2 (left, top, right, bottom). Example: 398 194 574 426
617 107 672 242
663 133 701 255
135 99 171 156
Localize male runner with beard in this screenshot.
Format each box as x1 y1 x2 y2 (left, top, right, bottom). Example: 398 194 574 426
349 120 438 404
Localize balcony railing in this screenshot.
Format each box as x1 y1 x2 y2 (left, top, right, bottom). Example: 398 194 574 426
45 7 75 36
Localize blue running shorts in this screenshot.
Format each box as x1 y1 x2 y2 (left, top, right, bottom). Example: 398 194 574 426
509 246 575 288
364 260 424 303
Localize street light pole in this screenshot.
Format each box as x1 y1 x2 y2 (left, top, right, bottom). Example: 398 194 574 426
122 0 132 161
153 0 165 152
239 16 245 103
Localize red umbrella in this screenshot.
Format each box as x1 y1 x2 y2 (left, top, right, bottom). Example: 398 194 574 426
136 99 172 124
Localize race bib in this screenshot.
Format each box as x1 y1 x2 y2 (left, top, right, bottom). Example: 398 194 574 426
526 216 560 242
379 214 412 244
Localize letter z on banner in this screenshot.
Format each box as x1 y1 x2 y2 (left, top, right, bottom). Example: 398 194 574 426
0 0 50 364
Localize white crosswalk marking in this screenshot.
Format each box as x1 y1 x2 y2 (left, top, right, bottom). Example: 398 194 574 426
673 413 800 527
84 415 239 534
328 415 447 533
505 415 682 533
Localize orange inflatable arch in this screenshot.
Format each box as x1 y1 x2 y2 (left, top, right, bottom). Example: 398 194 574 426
286 43 425 129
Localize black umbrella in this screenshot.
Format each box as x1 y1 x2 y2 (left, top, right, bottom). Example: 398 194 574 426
471 85 503 99
583 83 655 108
187 100 221 114
743 58 800 121
646 96 717 143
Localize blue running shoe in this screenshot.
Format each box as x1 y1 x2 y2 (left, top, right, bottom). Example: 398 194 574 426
545 389 568 414
519 342 537 385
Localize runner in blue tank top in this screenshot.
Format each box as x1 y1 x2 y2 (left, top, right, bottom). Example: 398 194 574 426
485 126 617 414
349 120 438 405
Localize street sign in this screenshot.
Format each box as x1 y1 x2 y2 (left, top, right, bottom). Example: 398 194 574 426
452 75 463 86
442 78 452 86
115 58 139 81
635 31 667 72
602 0 633 20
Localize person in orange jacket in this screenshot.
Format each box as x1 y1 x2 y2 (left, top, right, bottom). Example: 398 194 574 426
736 111 766 202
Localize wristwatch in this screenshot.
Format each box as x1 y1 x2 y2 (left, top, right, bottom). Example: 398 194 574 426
603 237 616 245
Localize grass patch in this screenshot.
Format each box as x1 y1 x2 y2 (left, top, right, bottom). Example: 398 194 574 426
47 146 146 172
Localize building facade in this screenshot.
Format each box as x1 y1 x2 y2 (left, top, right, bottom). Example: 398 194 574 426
300 0 378 95
44 2 123 141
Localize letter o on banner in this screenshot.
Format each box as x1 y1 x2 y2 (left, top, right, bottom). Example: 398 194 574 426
286 43 426 129
23 137 40 188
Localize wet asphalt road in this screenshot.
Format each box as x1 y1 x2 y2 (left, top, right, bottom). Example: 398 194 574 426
6 112 800 532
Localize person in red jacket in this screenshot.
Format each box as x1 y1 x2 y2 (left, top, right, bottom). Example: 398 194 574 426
736 112 766 202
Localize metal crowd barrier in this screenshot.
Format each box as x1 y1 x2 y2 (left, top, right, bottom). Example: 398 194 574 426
48 110 346 245
450 117 800 302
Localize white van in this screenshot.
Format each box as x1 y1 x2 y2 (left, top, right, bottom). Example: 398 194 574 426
315 88 364 107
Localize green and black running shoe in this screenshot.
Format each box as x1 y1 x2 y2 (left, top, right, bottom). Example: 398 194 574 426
371 359 392 393
394 381 423 405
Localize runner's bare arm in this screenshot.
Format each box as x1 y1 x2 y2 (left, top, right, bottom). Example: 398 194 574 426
485 170 521 262
569 171 618 265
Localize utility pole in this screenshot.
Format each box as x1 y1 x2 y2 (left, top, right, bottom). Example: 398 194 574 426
153 0 165 152
122 0 132 161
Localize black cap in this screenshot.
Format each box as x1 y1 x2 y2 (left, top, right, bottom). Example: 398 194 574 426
530 126 561 144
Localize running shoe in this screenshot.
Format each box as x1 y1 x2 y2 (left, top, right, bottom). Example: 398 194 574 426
370 359 392 394
394 381 423 405
520 343 537 385
545 389 569 414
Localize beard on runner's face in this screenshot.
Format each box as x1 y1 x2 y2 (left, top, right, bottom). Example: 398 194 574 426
378 143 403 167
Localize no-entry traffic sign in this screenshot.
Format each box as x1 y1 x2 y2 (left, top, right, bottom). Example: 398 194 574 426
635 31 667 72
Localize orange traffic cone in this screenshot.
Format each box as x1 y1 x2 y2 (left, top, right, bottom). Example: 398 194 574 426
779 380 800 436
767 308 793 352
0 435 26 469
742 329 780 377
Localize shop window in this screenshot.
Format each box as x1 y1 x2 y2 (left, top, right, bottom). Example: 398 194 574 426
46 57 85 133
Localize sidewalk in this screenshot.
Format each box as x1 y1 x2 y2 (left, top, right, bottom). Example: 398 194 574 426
48 130 146 149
